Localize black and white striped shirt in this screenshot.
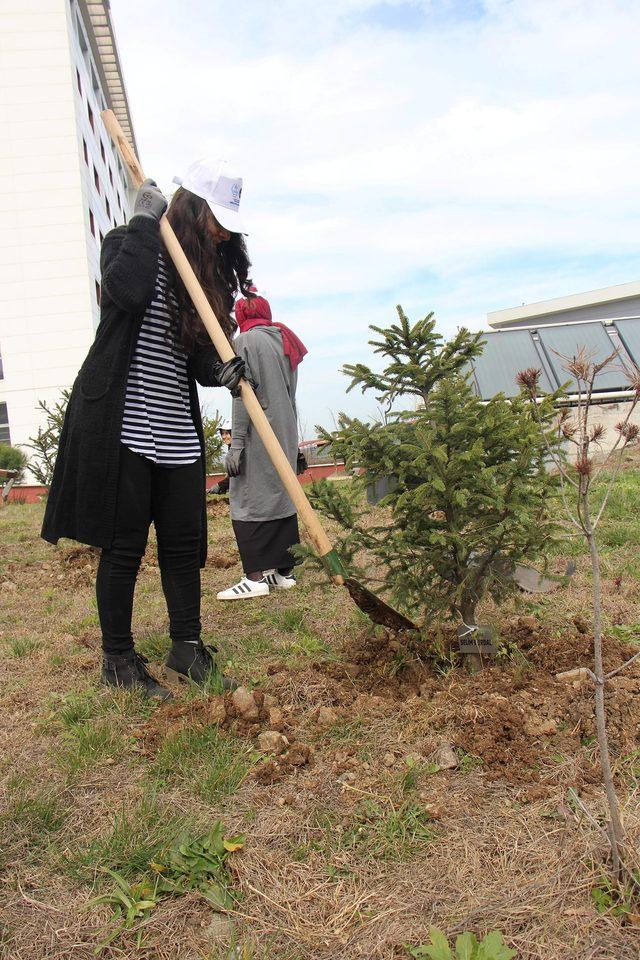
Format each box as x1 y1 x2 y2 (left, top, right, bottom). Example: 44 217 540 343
121 257 201 467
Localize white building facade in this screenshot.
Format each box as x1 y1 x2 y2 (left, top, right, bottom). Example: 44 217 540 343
0 0 136 462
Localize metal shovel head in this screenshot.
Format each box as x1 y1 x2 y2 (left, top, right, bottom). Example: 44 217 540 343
345 577 418 632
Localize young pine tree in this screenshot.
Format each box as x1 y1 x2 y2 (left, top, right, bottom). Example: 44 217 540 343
309 308 558 662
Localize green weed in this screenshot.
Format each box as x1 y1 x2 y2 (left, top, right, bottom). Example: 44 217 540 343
316 797 435 861
135 630 171 662
5 636 39 658
457 749 484 774
591 872 640 918
87 822 244 950
406 927 516 959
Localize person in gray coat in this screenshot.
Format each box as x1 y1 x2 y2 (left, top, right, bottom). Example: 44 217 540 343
217 289 307 599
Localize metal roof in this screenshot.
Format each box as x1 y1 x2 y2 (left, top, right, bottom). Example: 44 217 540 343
469 319 640 399
78 0 138 159
488 279 640 328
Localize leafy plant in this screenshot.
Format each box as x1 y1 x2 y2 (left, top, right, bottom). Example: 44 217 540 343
0 443 28 483
406 927 516 959
149 822 245 908
305 307 559 668
26 389 71 487
88 869 160 948
88 823 244 948
591 872 640 919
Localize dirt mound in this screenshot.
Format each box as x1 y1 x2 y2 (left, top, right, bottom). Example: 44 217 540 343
132 685 314 782
292 616 640 786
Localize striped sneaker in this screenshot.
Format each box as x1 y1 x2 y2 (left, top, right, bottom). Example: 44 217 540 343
263 569 297 590
217 576 270 600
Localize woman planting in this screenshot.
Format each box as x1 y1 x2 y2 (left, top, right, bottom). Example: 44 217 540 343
42 162 251 698
217 289 307 600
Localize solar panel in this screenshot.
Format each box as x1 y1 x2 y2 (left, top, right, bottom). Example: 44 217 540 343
613 319 640 369
471 330 556 398
536 323 625 391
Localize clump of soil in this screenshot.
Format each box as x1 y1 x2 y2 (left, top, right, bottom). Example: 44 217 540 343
208 551 237 569
254 743 315 784
207 497 229 518
54 546 100 585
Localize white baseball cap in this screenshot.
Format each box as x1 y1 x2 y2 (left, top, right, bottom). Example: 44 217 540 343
218 418 232 432
173 158 248 235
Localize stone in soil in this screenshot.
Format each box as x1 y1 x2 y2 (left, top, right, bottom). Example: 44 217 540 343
258 731 289 754
231 686 260 721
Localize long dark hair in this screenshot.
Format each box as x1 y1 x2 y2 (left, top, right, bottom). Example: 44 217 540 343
163 187 253 354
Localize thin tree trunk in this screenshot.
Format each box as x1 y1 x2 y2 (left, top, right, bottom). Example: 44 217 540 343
460 597 482 674
583 494 625 875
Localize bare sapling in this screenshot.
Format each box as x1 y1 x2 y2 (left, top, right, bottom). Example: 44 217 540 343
518 349 640 880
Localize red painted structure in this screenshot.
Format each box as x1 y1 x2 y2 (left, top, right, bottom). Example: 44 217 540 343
6 462 347 504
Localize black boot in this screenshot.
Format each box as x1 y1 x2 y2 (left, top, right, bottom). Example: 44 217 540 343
101 651 173 701
165 640 238 690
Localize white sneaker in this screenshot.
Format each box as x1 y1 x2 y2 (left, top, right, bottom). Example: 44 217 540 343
263 569 297 590
217 577 270 600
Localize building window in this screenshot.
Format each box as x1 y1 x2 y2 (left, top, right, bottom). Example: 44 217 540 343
76 68 82 94
95 281 101 306
105 197 111 219
82 138 88 165
0 402 9 445
93 165 100 193
89 208 95 237
87 102 94 131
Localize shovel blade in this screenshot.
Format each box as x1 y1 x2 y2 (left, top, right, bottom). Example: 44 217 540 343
344 577 418 632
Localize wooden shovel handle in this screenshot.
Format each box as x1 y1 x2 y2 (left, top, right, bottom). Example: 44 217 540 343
101 110 341 579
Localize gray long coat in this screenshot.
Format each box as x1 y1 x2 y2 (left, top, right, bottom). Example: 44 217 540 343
229 326 298 522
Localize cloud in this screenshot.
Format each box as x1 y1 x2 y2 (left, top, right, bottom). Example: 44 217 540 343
111 0 640 427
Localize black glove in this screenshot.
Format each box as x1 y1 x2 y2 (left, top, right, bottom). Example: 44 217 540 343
212 357 246 394
225 440 245 477
134 179 167 221
296 450 308 475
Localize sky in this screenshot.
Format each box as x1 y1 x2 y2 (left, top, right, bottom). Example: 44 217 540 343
110 0 640 434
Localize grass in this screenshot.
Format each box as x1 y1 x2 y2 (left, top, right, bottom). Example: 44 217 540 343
4 635 39 658
0 777 68 867
62 791 200 885
313 797 436 862
150 725 256 802
2 468 640 959
56 719 130 776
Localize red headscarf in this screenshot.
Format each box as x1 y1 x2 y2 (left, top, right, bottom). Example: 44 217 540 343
234 290 308 371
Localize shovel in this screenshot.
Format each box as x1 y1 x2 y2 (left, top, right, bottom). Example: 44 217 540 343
102 111 416 633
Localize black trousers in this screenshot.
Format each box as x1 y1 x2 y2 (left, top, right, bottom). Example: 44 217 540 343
97 444 203 655
232 514 299 574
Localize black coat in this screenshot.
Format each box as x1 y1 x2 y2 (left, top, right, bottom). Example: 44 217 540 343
41 214 222 567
